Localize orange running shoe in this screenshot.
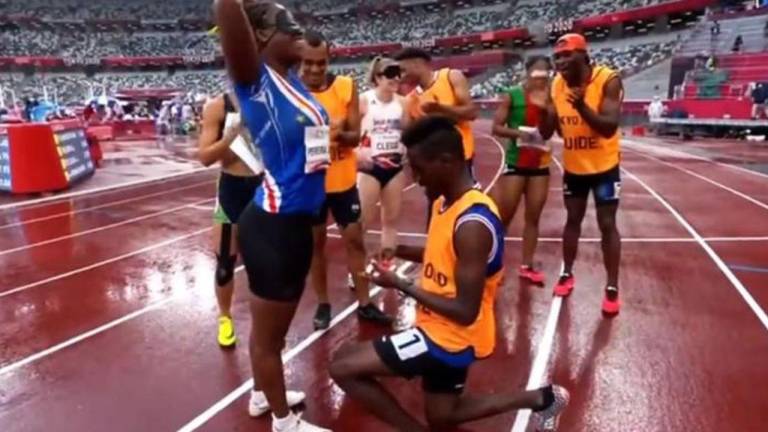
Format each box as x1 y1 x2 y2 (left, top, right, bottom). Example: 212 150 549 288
518 265 545 284
553 274 575 297
601 286 620 316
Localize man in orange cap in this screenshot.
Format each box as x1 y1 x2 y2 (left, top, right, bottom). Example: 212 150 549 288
539 33 623 316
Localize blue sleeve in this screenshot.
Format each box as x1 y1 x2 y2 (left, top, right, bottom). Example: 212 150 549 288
233 63 269 138
455 204 504 276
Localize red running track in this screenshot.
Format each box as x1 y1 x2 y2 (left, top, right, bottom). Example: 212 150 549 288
1 131 767 432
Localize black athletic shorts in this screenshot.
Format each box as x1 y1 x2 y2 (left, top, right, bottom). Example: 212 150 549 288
503 165 550 177
563 164 621 206
359 155 404 188
312 186 361 228
214 172 263 224
237 204 314 302
374 327 475 394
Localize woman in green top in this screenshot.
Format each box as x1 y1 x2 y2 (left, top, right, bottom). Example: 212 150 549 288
489 56 552 284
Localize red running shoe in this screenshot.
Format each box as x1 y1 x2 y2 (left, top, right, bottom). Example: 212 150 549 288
553 274 575 297
518 265 545 284
601 286 620 316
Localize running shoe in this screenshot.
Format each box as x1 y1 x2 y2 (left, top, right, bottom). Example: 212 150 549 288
249 390 306 417
601 286 621 316
313 303 332 330
357 303 392 325
532 385 570 432
217 316 237 348
272 412 330 432
553 274 575 297
519 265 546 284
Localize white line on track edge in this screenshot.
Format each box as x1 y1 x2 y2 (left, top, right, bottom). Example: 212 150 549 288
0 180 215 231
510 297 564 432
622 167 768 331
0 198 214 257
0 167 216 212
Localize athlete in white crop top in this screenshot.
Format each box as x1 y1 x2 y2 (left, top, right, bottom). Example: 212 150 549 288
358 56 409 271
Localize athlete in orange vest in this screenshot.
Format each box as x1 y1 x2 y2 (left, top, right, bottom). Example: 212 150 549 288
299 30 391 330
540 33 623 316
394 47 478 225
329 116 568 432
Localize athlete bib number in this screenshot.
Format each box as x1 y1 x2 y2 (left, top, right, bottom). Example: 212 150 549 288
305 126 330 174
370 131 401 157
390 328 428 361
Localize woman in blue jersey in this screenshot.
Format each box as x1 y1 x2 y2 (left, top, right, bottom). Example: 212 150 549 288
214 1 330 431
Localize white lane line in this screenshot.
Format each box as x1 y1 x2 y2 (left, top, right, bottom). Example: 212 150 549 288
480 134 506 192
627 149 768 211
178 136 505 430
189 205 216 211
0 172 429 378
0 228 211 299
622 167 768 332
510 296 564 432
623 138 768 180
705 236 768 242
367 230 768 243
551 155 564 174
0 198 213 257
0 296 177 376
175 262 415 432
0 167 216 212
0 180 214 231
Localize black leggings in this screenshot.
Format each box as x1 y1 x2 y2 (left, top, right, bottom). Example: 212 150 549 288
237 203 314 302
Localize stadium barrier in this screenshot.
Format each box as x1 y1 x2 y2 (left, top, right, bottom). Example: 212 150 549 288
0 119 95 194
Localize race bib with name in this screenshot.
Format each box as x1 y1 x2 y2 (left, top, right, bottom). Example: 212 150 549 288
370 131 402 157
305 125 330 174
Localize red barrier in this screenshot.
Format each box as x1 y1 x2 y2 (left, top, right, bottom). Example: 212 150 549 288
0 120 95 194
667 98 753 119
110 120 156 139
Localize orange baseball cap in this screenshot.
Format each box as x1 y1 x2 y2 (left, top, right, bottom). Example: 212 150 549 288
554 33 588 54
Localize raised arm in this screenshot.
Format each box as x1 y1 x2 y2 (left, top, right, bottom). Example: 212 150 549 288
213 0 261 85
437 69 479 121
569 76 623 138
197 97 240 166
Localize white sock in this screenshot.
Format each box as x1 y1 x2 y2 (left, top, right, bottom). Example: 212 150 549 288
272 412 296 430
251 390 266 402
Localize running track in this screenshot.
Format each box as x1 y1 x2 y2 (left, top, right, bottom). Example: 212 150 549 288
1 128 766 432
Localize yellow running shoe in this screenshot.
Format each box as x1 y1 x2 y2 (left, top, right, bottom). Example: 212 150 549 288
218 316 237 348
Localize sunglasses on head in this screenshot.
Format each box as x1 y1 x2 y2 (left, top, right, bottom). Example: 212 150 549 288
379 66 401 80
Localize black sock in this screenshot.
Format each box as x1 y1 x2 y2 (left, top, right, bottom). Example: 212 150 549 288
534 385 555 411
534 385 555 412
606 286 619 301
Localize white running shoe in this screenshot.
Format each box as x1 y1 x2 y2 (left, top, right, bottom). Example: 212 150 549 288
393 296 417 331
248 390 306 417
532 385 570 432
272 412 330 432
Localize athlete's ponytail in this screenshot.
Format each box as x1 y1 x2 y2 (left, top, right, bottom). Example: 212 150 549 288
368 56 384 87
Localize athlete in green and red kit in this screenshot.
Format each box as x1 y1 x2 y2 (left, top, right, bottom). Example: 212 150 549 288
489 56 553 283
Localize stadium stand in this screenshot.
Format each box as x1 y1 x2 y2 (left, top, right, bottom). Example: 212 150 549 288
0 0 725 118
